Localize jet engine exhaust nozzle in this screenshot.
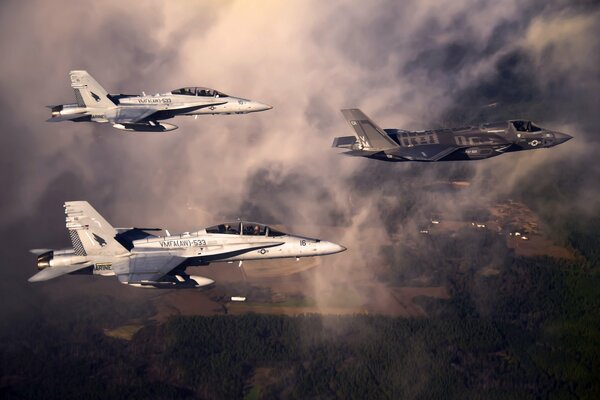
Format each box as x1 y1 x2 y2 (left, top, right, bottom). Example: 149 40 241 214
36 251 53 270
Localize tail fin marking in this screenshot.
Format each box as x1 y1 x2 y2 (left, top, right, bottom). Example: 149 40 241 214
64 201 128 256
69 70 115 108
340 109 398 150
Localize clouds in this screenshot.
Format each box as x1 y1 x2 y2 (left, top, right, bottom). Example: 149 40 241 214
0 0 598 315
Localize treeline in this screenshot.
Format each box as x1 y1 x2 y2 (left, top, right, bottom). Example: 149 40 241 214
2 214 599 399
2 265 599 400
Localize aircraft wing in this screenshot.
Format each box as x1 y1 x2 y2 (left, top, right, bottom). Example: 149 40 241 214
113 107 160 123
28 263 92 282
385 144 461 161
115 253 186 284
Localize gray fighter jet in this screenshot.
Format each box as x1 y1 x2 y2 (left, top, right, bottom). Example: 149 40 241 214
47 70 272 132
28 201 345 288
332 109 572 162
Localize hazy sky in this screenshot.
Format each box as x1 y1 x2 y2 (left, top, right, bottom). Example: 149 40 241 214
0 0 598 315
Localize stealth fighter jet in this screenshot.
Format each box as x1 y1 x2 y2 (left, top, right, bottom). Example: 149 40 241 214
29 201 345 289
47 70 272 132
332 109 572 162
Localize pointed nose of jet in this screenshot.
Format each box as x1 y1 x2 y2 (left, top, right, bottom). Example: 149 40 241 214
319 241 347 255
249 101 273 112
554 131 573 145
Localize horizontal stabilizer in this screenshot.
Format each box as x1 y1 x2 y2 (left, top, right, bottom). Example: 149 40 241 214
332 136 357 148
29 248 52 255
46 114 87 122
28 263 91 282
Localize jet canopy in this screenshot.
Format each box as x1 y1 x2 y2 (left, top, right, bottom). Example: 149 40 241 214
205 222 286 237
171 87 228 97
512 120 542 132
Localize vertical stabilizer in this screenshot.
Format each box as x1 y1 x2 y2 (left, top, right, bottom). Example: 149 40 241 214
340 109 398 150
64 201 128 256
69 70 115 108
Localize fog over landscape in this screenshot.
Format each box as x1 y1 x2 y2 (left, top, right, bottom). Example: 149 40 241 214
0 1 599 398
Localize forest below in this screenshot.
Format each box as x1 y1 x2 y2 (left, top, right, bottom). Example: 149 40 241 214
1 216 599 399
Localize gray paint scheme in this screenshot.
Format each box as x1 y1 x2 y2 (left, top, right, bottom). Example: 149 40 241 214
29 201 345 289
333 109 572 162
47 70 273 132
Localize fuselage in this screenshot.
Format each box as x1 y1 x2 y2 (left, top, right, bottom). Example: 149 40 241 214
368 121 572 162
335 110 573 162
36 222 345 279
48 86 272 131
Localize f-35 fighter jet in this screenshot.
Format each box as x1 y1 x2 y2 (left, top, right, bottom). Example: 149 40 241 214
29 201 345 289
47 70 272 132
332 109 572 162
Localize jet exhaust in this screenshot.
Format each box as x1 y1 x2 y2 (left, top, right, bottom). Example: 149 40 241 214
36 251 53 270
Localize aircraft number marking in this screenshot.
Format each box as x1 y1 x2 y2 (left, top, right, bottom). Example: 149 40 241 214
300 240 307 246
137 98 172 104
160 239 207 248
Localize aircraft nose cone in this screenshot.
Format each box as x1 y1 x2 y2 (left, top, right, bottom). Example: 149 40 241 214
250 101 273 112
321 241 347 255
554 131 573 144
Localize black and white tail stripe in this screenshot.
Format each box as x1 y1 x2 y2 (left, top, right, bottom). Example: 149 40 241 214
69 230 87 256
73 89 85 107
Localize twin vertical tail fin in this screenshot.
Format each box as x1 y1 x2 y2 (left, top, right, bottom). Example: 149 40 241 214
64 201 128 256
335 109 398 150
69 70 115 108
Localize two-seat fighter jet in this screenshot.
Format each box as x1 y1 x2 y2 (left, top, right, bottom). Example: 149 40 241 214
47 70 272 132
332 109 572 162
29 201 345 289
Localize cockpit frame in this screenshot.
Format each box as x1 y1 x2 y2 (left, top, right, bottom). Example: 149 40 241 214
205 222 286 237
511 120 542 133
171 87 228 97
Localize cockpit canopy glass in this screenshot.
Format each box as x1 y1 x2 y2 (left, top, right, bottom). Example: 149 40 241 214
512 120 542 132
205 222 286 237
171 87 228 97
